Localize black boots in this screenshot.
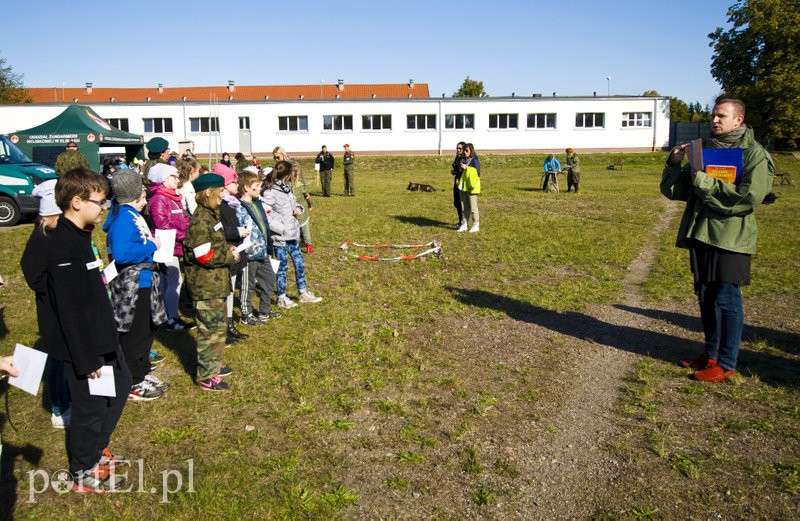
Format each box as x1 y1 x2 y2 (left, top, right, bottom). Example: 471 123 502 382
227 318 249 340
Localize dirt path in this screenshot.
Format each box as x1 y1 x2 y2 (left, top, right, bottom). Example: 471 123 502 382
517 199 682 518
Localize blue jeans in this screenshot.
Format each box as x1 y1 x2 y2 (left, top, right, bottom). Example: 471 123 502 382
275 241 307 297
46 358 72 416
698 282 744 371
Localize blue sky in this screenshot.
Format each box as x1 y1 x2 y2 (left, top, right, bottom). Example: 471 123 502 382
1 0 732 106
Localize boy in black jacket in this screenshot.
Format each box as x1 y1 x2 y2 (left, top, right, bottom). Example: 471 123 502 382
41 169 131 492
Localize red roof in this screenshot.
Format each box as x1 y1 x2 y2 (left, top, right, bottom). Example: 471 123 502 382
25 83 429 104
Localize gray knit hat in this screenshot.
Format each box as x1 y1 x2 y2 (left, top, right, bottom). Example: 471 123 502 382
110 170 144 203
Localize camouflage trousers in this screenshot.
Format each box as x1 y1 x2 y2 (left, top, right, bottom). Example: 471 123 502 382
195 298 226 381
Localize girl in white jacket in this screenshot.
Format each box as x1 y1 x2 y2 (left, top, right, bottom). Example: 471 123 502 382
261 161 322 308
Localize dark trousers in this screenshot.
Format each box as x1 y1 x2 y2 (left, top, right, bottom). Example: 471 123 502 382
567 169 580 192
119 287 154 385
698 282 744 371
64 348 132 474
241 260 275 316
453 181 463 223
321 170 332 196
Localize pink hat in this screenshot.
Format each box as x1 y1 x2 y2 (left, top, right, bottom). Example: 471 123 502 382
213 163 237 186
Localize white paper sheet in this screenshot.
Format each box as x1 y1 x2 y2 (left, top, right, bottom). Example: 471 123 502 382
88 365 116 397
153 229 177 263
103 260 118 283
7 343 47 396
235 236 253 253
269 257 280 273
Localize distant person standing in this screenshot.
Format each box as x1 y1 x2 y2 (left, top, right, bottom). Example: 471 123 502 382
457 143 481 233
660 98 774 383
564 148 581 193
450 142 466 227
220 153 233 168
542 154 561 191
315 145 335 197
342 144 355 196
54 141 90 176
143 137 170 178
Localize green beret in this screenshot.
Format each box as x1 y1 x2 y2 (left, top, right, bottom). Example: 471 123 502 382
146 136 170 154
192 173 225 191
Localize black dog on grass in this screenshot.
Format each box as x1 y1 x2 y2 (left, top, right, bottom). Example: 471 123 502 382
407 182 436 192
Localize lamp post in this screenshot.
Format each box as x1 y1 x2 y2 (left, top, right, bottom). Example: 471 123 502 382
606 76 611 96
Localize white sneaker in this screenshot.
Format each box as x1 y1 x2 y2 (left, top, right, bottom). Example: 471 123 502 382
277 296 298 309
456 223 468 232
299 290 322 304
51 408 71 429
469 223 480 233
144 374 170 390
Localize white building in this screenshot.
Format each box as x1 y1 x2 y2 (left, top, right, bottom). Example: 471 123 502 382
0 83 670 156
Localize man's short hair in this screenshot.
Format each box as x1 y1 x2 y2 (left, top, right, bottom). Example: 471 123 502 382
55 168 108 211
714 97 746 118
238 170 259 193
147 151 161 160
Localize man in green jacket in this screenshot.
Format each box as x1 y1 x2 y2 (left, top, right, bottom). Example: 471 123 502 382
54 141 90 176
660 98 774 383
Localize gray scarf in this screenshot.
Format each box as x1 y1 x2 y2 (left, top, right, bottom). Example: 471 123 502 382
705 124 747 149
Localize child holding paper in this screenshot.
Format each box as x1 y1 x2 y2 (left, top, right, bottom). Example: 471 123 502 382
183 173 238 391
147 163 192 332
213 163 250 343
235 170 280 325
103 170 169 401
41 168 132 492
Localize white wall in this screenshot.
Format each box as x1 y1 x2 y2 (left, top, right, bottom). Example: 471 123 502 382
0 96 670 155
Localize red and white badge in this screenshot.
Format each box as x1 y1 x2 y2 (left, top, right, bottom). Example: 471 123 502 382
87 133 96 142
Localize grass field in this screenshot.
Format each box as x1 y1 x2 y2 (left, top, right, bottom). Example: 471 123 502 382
0 151 797 519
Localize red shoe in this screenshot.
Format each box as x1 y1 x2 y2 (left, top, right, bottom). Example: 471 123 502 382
693 365 735 383
680 354 717 370
305 244 314 253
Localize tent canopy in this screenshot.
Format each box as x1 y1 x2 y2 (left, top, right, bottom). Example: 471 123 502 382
10 104 144 171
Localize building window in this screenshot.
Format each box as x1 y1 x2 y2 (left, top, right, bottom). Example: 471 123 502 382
406 114 436 130
445 114 474 130
622 112 652 128
239 116 250 130
105 118 129 132
526 113 556 129
362 114 392 131
143 117 173 133
189 117 219 133
323 115 353 131
575 112 605 128
278 116 308 132
489 113 518 129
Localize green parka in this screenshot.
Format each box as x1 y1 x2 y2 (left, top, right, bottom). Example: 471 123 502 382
182 203 235 300
660 127 774 254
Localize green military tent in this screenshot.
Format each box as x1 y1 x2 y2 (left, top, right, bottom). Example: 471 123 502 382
9 104 144 172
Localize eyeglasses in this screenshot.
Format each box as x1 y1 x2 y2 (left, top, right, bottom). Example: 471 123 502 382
456 147 463 151
83 198 107 208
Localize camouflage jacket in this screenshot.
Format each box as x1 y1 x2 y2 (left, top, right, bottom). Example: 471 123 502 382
54 150 90 176
182 204 235 300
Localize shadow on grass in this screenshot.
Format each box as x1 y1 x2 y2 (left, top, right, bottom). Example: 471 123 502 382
0 307 7 340
0 398 44 519
613 304 800 357
153 327 198 383
393 215 453 229
447 287 800 388
515 187 543 192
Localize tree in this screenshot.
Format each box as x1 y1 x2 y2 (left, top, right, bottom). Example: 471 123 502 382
642 89 661 97
668 97 691 122
453 77 486 98
0 53 31 104
709 0 800 140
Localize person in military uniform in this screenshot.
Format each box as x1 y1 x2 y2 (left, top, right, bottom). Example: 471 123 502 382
182 173 238 391
272 146 314 253
342 144 355 196
142 137 170 178
315 145 335 197
565 148 581 193
54 141 90 176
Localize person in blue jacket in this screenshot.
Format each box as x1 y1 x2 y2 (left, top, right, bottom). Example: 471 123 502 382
103 170 169 401
543 154 561 191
